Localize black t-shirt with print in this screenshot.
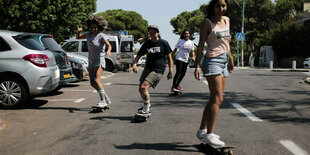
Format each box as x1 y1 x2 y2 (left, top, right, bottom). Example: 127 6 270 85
137 39 172 74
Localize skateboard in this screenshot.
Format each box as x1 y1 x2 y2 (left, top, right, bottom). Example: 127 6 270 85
90 105 110 113
132 113 150 123
169 90 182 96
200 143 235 155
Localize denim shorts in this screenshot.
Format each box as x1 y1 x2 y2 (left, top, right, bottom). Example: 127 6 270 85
202 52 229 77
88 57 106 69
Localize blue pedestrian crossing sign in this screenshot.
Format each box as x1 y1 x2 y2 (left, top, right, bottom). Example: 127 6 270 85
237 33 245 41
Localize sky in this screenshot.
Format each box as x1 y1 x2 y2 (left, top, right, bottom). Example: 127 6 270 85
95 0 209 48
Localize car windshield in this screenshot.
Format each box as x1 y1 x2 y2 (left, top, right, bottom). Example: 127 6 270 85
13 35 45 51
41 37 63 52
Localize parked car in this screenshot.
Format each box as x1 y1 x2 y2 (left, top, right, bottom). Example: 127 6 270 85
62 36 121 72
304 57 310 68
28 33 72 87
68 57 85 82
66 52 89 78
0 30 60 108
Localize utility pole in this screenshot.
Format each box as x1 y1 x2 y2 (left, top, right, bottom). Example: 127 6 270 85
241 0 245 67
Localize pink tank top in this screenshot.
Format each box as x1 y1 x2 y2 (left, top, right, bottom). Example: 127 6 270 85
205 16 231 58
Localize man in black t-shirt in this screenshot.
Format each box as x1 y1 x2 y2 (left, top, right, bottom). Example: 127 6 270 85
132 25 173 115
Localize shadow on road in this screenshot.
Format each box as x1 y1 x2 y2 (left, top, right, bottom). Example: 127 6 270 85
89 116 132 121
114 142 199 153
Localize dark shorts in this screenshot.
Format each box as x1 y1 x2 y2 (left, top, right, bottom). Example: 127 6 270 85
139 68 163 88
88 57 106 69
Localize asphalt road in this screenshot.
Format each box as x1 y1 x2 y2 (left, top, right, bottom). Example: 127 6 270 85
0 67 309 155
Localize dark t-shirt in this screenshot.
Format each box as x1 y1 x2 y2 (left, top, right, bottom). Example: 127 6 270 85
137 39 172 74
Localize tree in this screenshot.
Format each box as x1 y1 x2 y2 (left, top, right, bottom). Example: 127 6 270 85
170 10 204 40
0 0 96 42
96 9 148 42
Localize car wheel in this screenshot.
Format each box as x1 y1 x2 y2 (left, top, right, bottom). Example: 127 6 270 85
0 77 28 108
105 60 114 72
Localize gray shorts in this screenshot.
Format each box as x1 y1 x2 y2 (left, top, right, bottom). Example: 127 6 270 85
202 52 229 77
139 68 163 88
88 57 106 69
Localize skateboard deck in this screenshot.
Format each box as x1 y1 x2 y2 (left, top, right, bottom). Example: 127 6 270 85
90 105 110 113
132 113 150 123
169 90 182 96
200 143 235 155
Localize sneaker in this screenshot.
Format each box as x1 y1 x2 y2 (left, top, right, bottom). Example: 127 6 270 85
176 86 183 91
137 109 151 116
93 101 108 108
171 88 180 92
196 130 220 140
203 134 225 146
137 105 152 111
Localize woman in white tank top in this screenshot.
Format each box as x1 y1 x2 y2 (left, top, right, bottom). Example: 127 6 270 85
194 0 234 147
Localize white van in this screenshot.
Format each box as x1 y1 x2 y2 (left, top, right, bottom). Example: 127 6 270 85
259 46 275 67
62 36 121 72
119 35 134 64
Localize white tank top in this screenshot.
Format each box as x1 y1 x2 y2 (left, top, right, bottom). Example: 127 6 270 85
205 16 231 58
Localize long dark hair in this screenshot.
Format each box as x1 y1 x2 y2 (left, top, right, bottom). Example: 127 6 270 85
206 0 229 21
180 29 191 40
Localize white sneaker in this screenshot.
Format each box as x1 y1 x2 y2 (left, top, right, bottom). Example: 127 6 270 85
196 130 220 140
203 133 225 146
94 101 108 108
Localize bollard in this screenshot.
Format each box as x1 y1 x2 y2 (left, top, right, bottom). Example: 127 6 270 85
292 61 296 70
269 61 273 69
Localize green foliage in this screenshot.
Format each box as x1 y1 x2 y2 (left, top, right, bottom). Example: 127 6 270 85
0 0 96 42
96 9 148 42
269 23 310 59
170 10 204 40
171 0 309 66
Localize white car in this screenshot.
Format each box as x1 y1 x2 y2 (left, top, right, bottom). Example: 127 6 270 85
0 30 60 108
66 53 89 75
304 57 310 68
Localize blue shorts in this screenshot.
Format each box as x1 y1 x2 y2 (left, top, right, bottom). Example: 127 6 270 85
88 57 106 69
202 52 229 77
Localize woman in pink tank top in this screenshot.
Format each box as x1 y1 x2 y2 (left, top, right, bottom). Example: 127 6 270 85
194 0 234 147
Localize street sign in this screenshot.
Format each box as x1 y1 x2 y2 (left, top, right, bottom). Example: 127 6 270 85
120 30 127 35
237 33 245 41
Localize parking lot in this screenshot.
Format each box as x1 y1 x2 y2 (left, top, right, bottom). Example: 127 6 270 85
0 68 310 155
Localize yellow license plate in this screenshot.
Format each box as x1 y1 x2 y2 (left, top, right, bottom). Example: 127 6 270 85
64 74 70 78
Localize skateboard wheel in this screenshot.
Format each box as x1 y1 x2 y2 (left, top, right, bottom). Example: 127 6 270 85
228 150 233 155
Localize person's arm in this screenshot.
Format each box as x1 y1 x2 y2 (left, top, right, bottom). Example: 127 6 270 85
167 53 173 79
171 48 177 58
105 39 112 57
190 50 196 61
76 28 86 39
228 47 234 73
132 55 142 73
195 20 211 80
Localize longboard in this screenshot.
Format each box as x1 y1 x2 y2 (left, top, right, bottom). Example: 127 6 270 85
90 105 110 113
200 143 235 155
169 90 182 96
132 113 150 123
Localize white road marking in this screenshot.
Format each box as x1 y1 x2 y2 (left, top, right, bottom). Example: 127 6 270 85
74 98 85 103
231 103 263 122
49 99 77 102
61 89 94 92
280 140 309 155
49 98 85 103
103 82 112 85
